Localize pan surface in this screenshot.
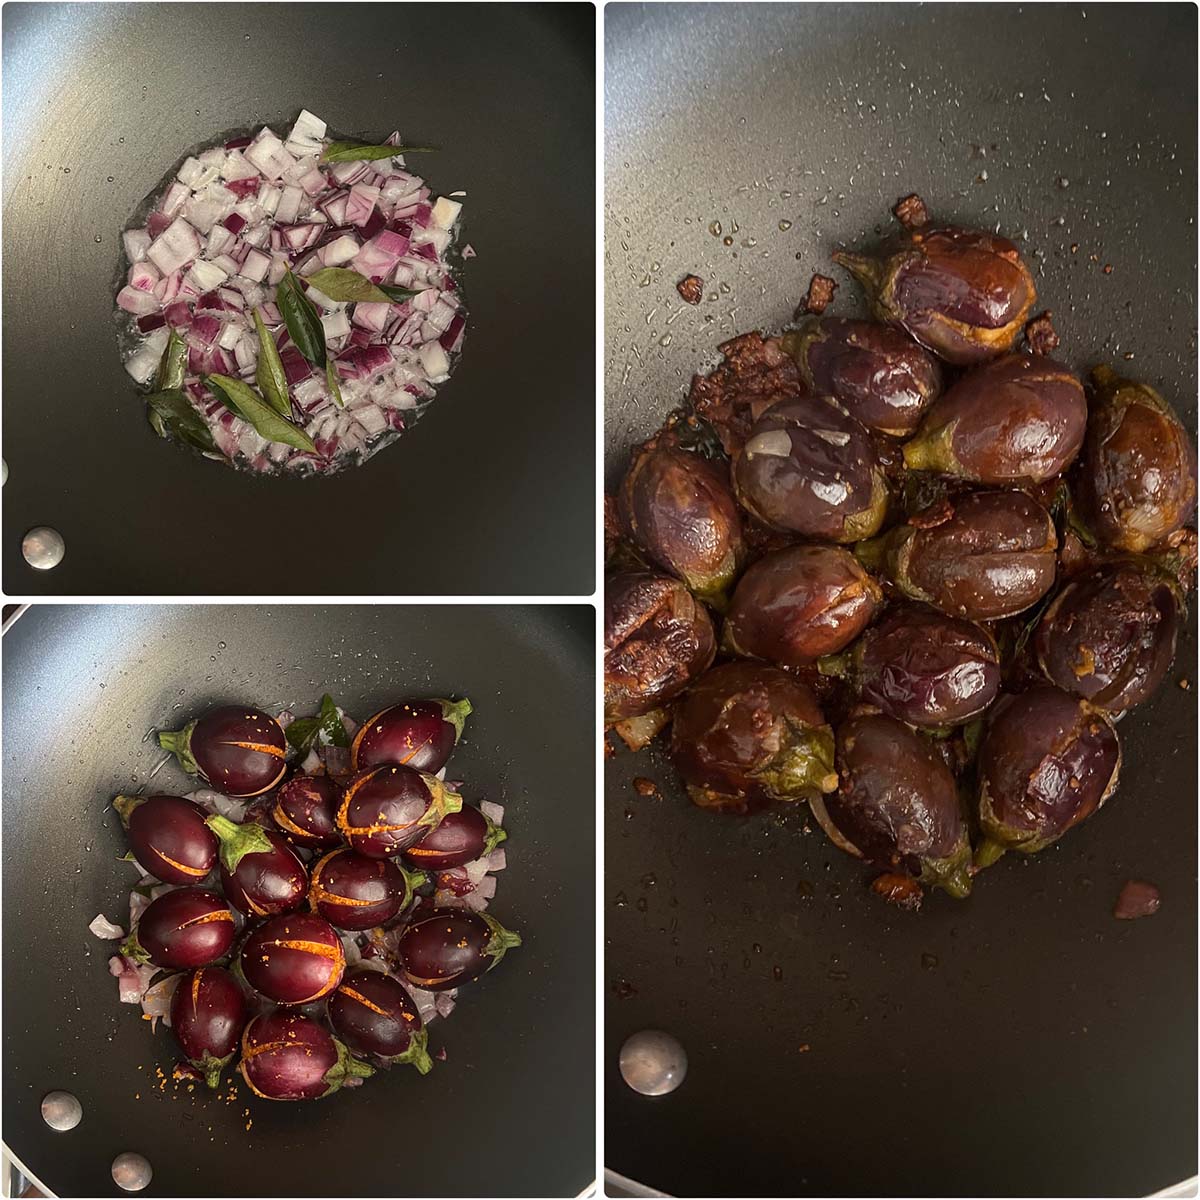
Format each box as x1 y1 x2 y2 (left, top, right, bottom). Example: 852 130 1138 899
2 2 595 596
2 603 595 1197
604 4 1197 1195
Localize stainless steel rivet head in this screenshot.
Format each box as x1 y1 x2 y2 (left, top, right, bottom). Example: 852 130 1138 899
22 526 65 570
619 1029 688 1096
2 458 7 485
112 1152 152 1192
40 1090 82 1131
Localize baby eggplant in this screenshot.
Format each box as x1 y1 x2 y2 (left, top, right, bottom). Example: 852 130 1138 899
240 912 346 1004
902 354 1086 484
396 908 522 992
733 394 889 540
158 705 287 798
271 775 342 849
781 317 942 437
327 970 432 1073
858 490 1057 620
206 815 308 918
670 661 837 811
617 441 746 605
124 888 235 969
350 698 473 774
337 765 462 858
309 848 423 930
112 794 217 884
400 804 506 871
811 713 972 897
976 686 1121 862
1035 562 1181 712
604 571 716 722
723 544 882 667
850 604 1001 728
1078 366 1197 553
834 225 1037 365
240 1011 373 1101
169 965 248 1088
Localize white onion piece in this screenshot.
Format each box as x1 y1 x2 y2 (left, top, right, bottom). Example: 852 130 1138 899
184 788 248 822
146 217 201 274
141 972 182 1031
89 913 125 939
478 800 505 825
434 991 456 1019
340 933 362 968
482 847 507 873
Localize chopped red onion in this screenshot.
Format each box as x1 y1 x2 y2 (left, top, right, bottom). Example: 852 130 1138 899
89 913 125 939
238 247 271 283
345 183 381 227
146 216 202 274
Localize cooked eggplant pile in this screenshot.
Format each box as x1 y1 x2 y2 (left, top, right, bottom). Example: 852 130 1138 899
92 694 518 1099
606 197 1196 908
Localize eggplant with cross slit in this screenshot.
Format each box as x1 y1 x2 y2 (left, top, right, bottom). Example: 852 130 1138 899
158 705 288 797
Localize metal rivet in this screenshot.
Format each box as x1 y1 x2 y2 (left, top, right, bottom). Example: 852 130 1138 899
2 458 7 484
40 1090 82 1131
619 1029 688 1095
22 526 65 570
112 1152 152 1192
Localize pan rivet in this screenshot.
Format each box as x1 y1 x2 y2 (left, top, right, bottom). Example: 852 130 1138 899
112 1152 152 1192
22 526 65 570
619 1030 688 1095
40 1090 82 1130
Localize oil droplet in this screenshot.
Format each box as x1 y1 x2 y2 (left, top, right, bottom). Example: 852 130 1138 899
94 235 102 243
119 137 125 143
217 641 226 650
772 965 784 981
722 236 733 246
742 237 757 248
708 220 722 237
106 175 114 182
719 281 731 294
63 167 71 174
1057 176 1070 188
778 219 792 232
658 334 672 347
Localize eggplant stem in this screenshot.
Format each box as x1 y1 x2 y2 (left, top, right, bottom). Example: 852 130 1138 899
157 721 199 775
392 1027 433 1075
111 794 143 828
974 837 1008 870
441 697 473 741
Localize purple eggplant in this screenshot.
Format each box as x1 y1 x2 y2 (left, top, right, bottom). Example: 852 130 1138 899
723 544 882 667
976 687 1121 863
309 848 423 930
1078 366 1197 553
271 775 342 849
834 225 1037 365
1035 562 1181 712
782 317 942 437
902 353 1087 484
401 804 506 871
158 705 287 798
733 394 889 541
617 441 746 605
812 713 972 898
240 1011 372 1101
239 912 346 1004
327 970 432 1072
350 698 473 774
206 815 308 917
169 966 248 1089
397 908 521 992
857 490 1057 620
337 765 461 858
670 661 837 811
851 604 1001 728
123 888 235 969
604 571 716 723
112 794 217 885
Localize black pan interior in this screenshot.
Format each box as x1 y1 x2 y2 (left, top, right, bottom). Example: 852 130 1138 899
604 4 1197 1195
2 603 595 1197
1 2 595 596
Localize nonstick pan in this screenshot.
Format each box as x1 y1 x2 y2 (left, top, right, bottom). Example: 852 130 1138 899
1 2 595 597
604 4 1197 1195
2 602 595 1197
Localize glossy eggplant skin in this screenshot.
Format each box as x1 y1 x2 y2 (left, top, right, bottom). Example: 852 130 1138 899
396 908 521 992
169 966 248 1088
240 1011 372 1101
400 804 506 872
860 490 1057 620
115 794 218 884
816 714 972 897
239 912 346 1005
834 225 1037 366
732 394 889 541
272 775 343 849
782 318 942 437
350 699 471 774
216 826 308 918
977 687 1121 857
1035 562 1181 712
327 970 431 1071
903 353 1087 484
1078 366 1197 553
855 604 1001 728
604 571 716 722
724 544 882 667
337 765 461 858
309 848 413 931
132 888 236 969
617 442 746 604
669 661 837 811
158 705 288 798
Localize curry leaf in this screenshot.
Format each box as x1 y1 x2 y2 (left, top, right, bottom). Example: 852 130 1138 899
321 142 435 163
253 308 291 416
204 374 316 453
326 358 345 410
145 389 218 455
277 270 327 368
305 267 394 304
285 694 349 752
154 330 188 391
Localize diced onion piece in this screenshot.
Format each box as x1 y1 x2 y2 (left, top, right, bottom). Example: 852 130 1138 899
319 234 360 267
478 800 505 825
321 309 351 340
431 197 462 229
285 108 327 155
89 913 125 939
185 259 229 292
239 248 271 283
419 340 450 380
160 180 190 217
146 216 202 274
274 185 303 225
